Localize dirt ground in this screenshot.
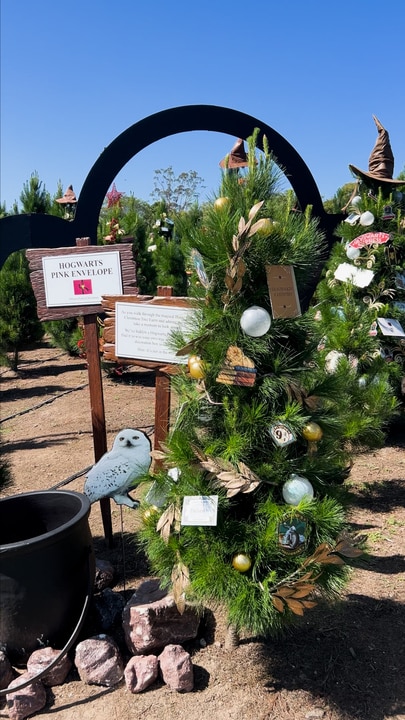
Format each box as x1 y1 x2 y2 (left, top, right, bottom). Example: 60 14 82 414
1 340 404 720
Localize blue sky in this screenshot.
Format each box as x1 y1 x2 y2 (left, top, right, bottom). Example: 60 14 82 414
1 0 404 211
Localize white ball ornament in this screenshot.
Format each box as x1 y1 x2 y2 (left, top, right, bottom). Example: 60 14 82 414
345 243 361 260
240 306 271 337
359 211 374 226
282 474 314 505
351 195 362 207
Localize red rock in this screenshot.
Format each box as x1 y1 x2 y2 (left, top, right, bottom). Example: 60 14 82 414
74 634 124 686
158 644 194 692
124 654 159 693
27 647 72 686
123 579 200 654
6 672 47 720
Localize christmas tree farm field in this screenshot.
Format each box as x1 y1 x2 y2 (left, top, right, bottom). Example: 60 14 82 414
1 343 404 720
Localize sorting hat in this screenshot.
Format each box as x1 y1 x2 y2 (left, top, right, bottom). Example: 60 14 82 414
219 138 250 169
349 116 405 190
56 185 78 204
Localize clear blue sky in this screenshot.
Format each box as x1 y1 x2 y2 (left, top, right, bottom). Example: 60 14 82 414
1 0 404 211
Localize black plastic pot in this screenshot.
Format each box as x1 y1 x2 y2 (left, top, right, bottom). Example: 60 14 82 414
0 490 95 666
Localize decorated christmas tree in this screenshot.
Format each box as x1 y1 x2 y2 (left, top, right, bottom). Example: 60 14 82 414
313 116 405 421
138 133 372 639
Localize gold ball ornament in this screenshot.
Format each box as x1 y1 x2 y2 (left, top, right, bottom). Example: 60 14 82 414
188 356 206 379
232 553 252 572
254 218 274 237
214 196 230 210
142 505 159 521
302 422 323 442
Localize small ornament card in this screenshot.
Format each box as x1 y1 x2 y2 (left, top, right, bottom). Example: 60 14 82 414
181 495 218 526
269 422 296 447
265 265 301 319
377 318 405 337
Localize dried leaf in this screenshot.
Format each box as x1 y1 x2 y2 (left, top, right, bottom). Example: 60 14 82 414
156 504 176 543
217 472 243 485
274 586 295 598
224 272 235 290
248 201 264 220
236 258 246 277
334 540 363 558
231 276 243 295
238 216 246 234
171 561 190 614
238 462 261 484
284 598 305 616
301 600 318 609
291 587 315 599
242 481 261 493
271 595 285 613
321 554 345 565
232 234 239 252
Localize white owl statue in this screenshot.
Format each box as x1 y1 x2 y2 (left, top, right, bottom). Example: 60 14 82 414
84 428 152 508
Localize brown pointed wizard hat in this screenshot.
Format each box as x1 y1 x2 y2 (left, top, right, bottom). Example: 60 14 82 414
349 115 405 190
56 185 78 204
219 138 250 169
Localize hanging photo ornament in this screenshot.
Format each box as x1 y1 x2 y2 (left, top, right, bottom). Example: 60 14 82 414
232 553 252 572
269 422 296 447
216 345 257 386
282 474 314 505
278 516 307 554
240 305 271 337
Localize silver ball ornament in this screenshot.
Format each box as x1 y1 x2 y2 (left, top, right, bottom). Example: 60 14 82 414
240 306 271 337
282 474 314 505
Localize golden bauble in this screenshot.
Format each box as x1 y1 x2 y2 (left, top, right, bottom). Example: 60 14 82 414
232 553 252 572
188 356 206 379
254 218 274 237
214 196 230 210
142 505 159 521
302 421 323 442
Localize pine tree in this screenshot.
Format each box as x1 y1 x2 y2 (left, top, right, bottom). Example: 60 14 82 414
138 134 365 639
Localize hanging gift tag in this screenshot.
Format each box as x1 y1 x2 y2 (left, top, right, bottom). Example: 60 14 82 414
265 265 301 319
269 422 296 447
278 516 307 554
181 495 218 526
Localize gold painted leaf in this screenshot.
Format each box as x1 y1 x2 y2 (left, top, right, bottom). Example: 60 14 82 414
171 561 190 614
248 201 264 220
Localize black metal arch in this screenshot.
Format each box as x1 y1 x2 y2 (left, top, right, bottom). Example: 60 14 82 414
0 105 342 268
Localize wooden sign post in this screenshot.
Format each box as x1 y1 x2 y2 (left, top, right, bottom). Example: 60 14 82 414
101 288 195 455
26 239 137 546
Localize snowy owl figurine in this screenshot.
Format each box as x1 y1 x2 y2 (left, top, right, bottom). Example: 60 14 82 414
84 428 152 508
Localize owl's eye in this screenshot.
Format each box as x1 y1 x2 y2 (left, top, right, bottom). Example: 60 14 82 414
119 436 125 442
133 435 139 441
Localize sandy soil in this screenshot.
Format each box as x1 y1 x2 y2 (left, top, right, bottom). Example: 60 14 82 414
1 341 404 720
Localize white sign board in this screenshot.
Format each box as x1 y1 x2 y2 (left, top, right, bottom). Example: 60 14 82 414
115 302 194 363
181 495 219 526
42 251 122 307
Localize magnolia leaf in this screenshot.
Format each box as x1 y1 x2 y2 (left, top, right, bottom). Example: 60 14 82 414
274 586 295 598
242 480 261 493
226 486 243 498
231 276 243 295
236 258 247 277
238 462 261 484
232 234 239 252
321 554 345 565
248 218 268 237
271 595 285 613
171 562 190 615
291 587 315 599
156 504 176 543
301 600 318 609
224 272 235 290
334 540 363 558
238 216 246 234
217 471 241 484
248 200 264 220
284 598 305 616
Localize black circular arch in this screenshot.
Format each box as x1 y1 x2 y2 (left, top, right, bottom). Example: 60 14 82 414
75 104 329 239
0 105 342 268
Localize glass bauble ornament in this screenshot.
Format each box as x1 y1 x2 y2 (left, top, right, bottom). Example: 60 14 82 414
188 356 206 379
240 306 271 337
232 553 252 572
302 422 323 442
214 196 230 210
351 195 362 207
282 474 314 505
359 211 374 226
346 243 361 260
